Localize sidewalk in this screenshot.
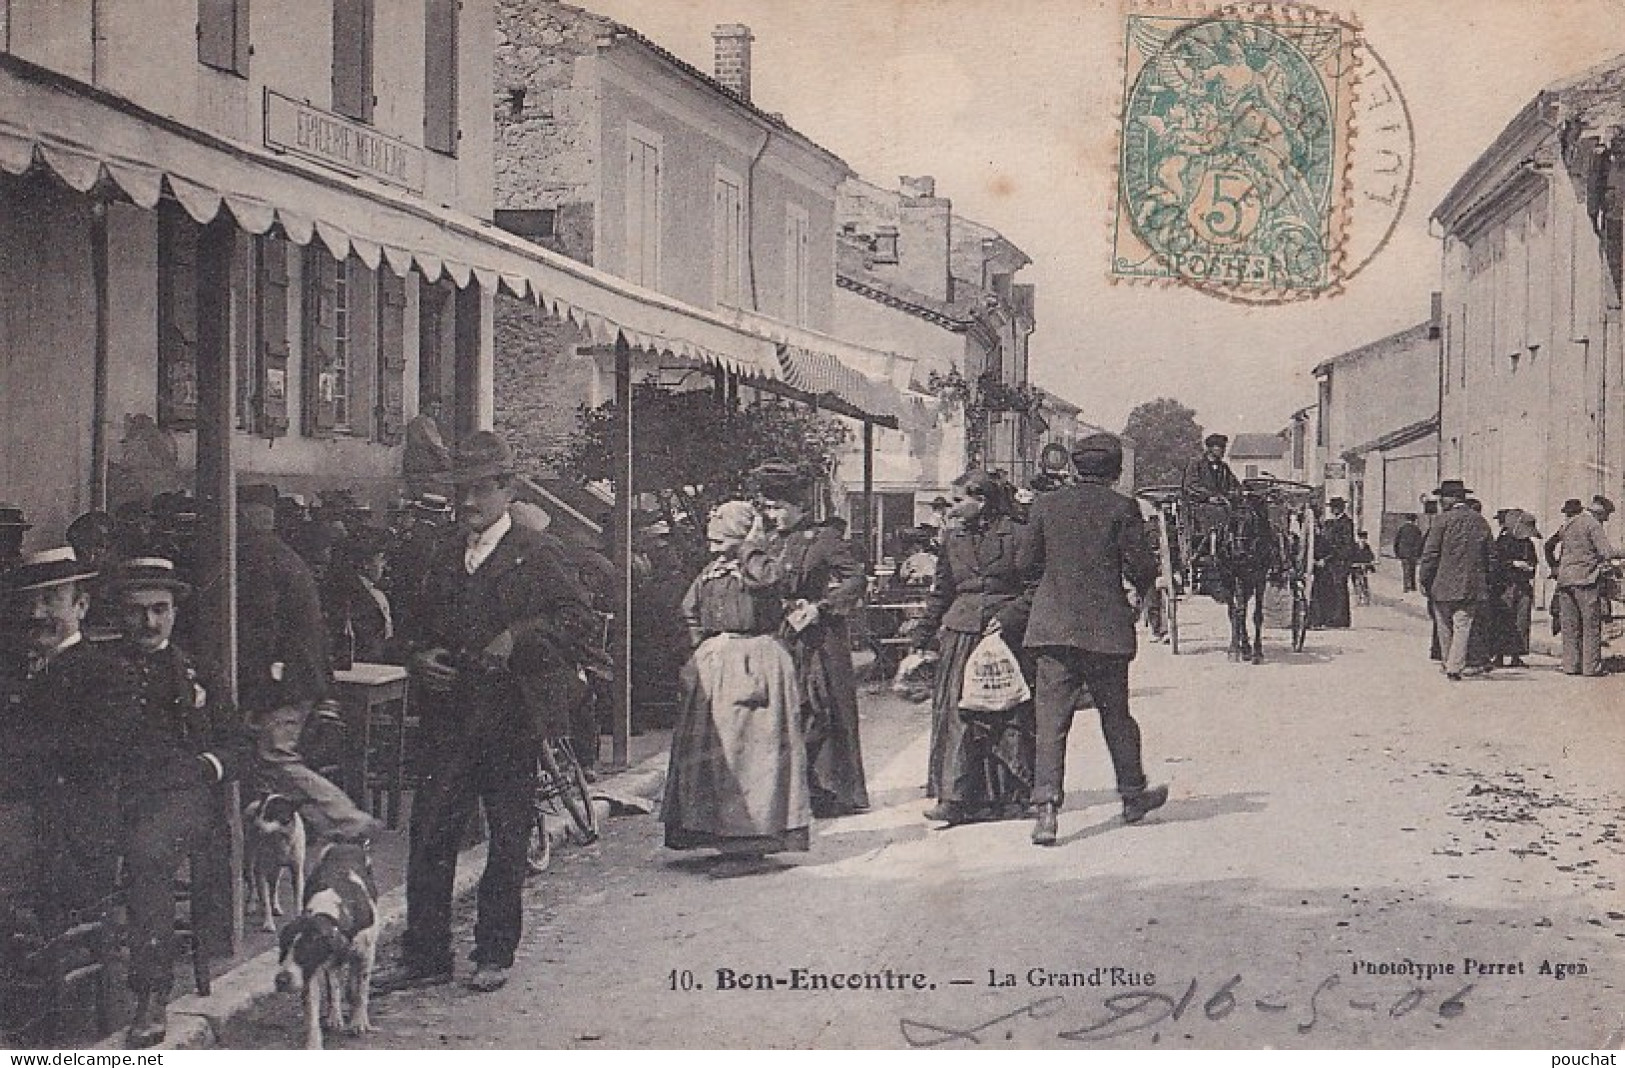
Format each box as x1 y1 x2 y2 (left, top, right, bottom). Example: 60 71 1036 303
99 730 673 1050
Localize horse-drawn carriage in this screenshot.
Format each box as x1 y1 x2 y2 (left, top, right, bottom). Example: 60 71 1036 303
1137 476 1318 660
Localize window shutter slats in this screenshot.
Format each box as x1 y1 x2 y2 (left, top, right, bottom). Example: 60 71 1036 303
257 236 291 437
333 0 374 123
377 272 408 444
424 0 459 154
303 246 340 436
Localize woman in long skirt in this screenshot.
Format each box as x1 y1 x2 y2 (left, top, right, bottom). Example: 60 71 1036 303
912 470 1035 825
663 501 810 861
752 461 870 818
1492 509 1540 667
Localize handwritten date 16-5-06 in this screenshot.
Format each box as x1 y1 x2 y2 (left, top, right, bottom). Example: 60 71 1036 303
899 974 1473 1047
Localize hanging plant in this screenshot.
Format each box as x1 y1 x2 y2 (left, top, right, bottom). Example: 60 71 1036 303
924 365 1039 467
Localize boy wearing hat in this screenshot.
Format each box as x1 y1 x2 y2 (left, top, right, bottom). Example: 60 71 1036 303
1418 480 1494 680
108 557 248 1046
1020 434 1167 845
384 431 595 994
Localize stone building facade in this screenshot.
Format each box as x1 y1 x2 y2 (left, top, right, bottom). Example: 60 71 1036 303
492 1 851 471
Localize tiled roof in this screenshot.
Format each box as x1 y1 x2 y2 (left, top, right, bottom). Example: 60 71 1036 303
1229 432 1288 458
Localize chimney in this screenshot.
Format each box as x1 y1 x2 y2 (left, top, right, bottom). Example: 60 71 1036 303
712 24 754 101
896 176 951 302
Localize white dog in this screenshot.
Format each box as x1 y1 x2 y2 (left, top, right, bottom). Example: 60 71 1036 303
244 793 306 933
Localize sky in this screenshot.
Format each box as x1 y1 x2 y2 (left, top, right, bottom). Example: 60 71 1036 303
575 0 1625 435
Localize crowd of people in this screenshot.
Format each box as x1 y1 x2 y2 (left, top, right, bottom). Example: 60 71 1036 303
1417 481 1623 680
663 432 1168 862
0 430 621 1043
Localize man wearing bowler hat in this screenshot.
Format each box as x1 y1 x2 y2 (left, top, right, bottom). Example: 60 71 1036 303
107 557 248 1046
1020 433 1167 846
381 431 594 993
1418 480 1494 680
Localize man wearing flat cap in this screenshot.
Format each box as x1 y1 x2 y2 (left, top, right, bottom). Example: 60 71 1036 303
108 557 248 1046
384 430 595 994
1418 480 1494 680
1019 433 1167 846
1181 434 1243 581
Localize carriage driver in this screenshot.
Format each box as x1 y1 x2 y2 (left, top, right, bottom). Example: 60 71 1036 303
1181 434 1244 574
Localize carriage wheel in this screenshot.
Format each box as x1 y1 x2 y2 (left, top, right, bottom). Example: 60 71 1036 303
526 814 553 875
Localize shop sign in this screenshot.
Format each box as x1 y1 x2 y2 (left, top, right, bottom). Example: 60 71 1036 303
264 90 425 194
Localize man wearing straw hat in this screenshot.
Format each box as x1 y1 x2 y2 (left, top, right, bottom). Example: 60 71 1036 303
107 556 248 1047
1 549 134 945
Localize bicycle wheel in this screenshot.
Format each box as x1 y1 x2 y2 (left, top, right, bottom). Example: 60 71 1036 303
1290 585 1308 651
525 811 552 874
540 739 599 844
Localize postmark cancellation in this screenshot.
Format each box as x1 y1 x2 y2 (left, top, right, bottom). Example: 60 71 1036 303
1112 2 1363 300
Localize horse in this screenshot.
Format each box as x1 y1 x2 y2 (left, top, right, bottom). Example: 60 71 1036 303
1213 492 1281 663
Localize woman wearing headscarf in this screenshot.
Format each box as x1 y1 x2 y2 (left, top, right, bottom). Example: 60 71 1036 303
752 461 870 818
912 470 1035 825
1491 509 1540 668
662 501 810 862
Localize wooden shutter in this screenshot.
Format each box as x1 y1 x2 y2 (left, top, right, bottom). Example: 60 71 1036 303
199 0 248 73
348 264 378 438
256 236 291 437
377 271 408 444
332 0 374 123
303 245 339 436
158 203 199 429
423 0 459 154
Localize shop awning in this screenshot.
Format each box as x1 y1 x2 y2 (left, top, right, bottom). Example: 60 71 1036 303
720 308 934 430
0 53 782 382
1344 415 1440 460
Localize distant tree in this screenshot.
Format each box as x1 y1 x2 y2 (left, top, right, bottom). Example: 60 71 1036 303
1123 398 1204 488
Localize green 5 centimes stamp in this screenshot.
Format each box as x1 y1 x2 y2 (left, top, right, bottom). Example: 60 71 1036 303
1113 4 1361 300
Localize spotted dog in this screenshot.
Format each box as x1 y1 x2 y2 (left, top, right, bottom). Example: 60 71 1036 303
274 843 378 1049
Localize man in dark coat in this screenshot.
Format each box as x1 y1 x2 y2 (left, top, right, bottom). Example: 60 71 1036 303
108 557 248 1046
753 461 870 818
1418 480 1493 680
237 484 377 841
380 432 595 994
1019 434 1167 846
1 550 137 1036
1392 513 1425 592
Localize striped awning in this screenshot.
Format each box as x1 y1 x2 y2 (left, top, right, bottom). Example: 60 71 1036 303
0 53 783 383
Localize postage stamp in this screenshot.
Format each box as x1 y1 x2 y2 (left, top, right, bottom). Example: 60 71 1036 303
1111 3 1362 300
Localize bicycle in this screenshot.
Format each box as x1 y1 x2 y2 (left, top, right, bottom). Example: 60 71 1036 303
526 613 611 874
526 731 599 874
1352 564 1373 606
